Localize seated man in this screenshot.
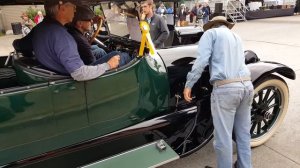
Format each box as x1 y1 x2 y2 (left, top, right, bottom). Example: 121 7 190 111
14 0 129 81
68 5 131 65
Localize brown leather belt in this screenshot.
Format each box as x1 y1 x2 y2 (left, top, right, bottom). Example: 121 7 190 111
213 77 251 87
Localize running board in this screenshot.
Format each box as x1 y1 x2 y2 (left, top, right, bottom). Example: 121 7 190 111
81 140 179 168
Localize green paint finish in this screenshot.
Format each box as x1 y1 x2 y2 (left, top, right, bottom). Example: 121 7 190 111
83 140 179 168
50 81 88 134
14 64 48 85
139 55 170 117
0 86 56 164
0 56 171 165
86 57 169 138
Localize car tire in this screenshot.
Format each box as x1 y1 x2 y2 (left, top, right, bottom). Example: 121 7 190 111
250 75 289 147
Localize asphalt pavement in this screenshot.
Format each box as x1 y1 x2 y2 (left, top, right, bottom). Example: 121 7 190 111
0 34 21 57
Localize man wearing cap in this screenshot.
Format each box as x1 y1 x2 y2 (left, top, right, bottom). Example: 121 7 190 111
183 16 253 168
67 5 130 65
141 0 169 48
30 0 121 81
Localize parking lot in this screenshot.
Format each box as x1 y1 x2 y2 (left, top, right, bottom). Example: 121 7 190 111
160 15 300 168
0 15 299 168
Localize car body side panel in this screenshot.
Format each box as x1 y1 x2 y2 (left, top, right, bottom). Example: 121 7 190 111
139 56 170 117
3 102 197 168
0 86 56 165
85 61 142 137
50 81 89 143
85 57 169 139
0 57 170 167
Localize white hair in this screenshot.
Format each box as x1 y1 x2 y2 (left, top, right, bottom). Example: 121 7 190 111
45 5 59 18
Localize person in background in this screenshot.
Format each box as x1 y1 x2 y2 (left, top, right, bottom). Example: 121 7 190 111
166 6 173 14
190 3 198 23
177 4 188 26
202 3 210 24
183 16 253 168
34 11 44 24
156 3 167 16
141 0 169 48
196 4 204 27
20 13 34 36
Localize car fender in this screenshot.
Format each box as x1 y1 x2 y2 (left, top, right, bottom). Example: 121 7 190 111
157 45 198 67
247 61 296 84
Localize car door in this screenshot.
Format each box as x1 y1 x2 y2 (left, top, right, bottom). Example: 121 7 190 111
0 84 56 165
50 79 89 145
85 62 142 138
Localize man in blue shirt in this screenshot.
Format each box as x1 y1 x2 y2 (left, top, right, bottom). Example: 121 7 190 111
32 0 121 81
202 3 210 24
184 16 253 168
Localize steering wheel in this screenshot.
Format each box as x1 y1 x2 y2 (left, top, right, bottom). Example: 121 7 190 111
89 18 103 44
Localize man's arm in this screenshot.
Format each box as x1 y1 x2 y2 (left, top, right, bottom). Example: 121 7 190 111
71 55 120 81
71 63 110 81
184 31 213 102
185 31 213 89
153 17 169 48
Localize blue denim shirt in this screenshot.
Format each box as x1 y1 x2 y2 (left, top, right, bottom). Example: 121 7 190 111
185 25 250 89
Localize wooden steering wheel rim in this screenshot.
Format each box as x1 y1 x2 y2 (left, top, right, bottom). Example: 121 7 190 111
89 18 103 44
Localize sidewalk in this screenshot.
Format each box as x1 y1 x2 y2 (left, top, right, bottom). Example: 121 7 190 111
0 34 22 56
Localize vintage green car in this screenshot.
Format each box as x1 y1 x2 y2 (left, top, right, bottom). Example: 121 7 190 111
0 0 296 167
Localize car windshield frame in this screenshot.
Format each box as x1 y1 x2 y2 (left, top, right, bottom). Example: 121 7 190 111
99 1 142 41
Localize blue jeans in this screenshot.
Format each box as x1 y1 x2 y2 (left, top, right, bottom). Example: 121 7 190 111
91 51 131 67
91 45 107 60
203 16 209 25
211 81 254 168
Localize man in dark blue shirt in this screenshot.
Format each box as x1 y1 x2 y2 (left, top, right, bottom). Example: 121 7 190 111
31 0 121 81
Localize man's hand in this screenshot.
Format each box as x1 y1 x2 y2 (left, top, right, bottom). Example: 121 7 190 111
107 55 120 69
183 88 192 102
141 13 146 20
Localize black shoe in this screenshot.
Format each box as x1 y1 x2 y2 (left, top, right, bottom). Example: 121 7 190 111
205 166 214 168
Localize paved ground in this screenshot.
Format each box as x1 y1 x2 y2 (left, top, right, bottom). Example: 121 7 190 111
160 15 300 168
0 15 299 168
0 34 21 56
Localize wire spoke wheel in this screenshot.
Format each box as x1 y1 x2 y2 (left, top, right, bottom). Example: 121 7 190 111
250 75 289 147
